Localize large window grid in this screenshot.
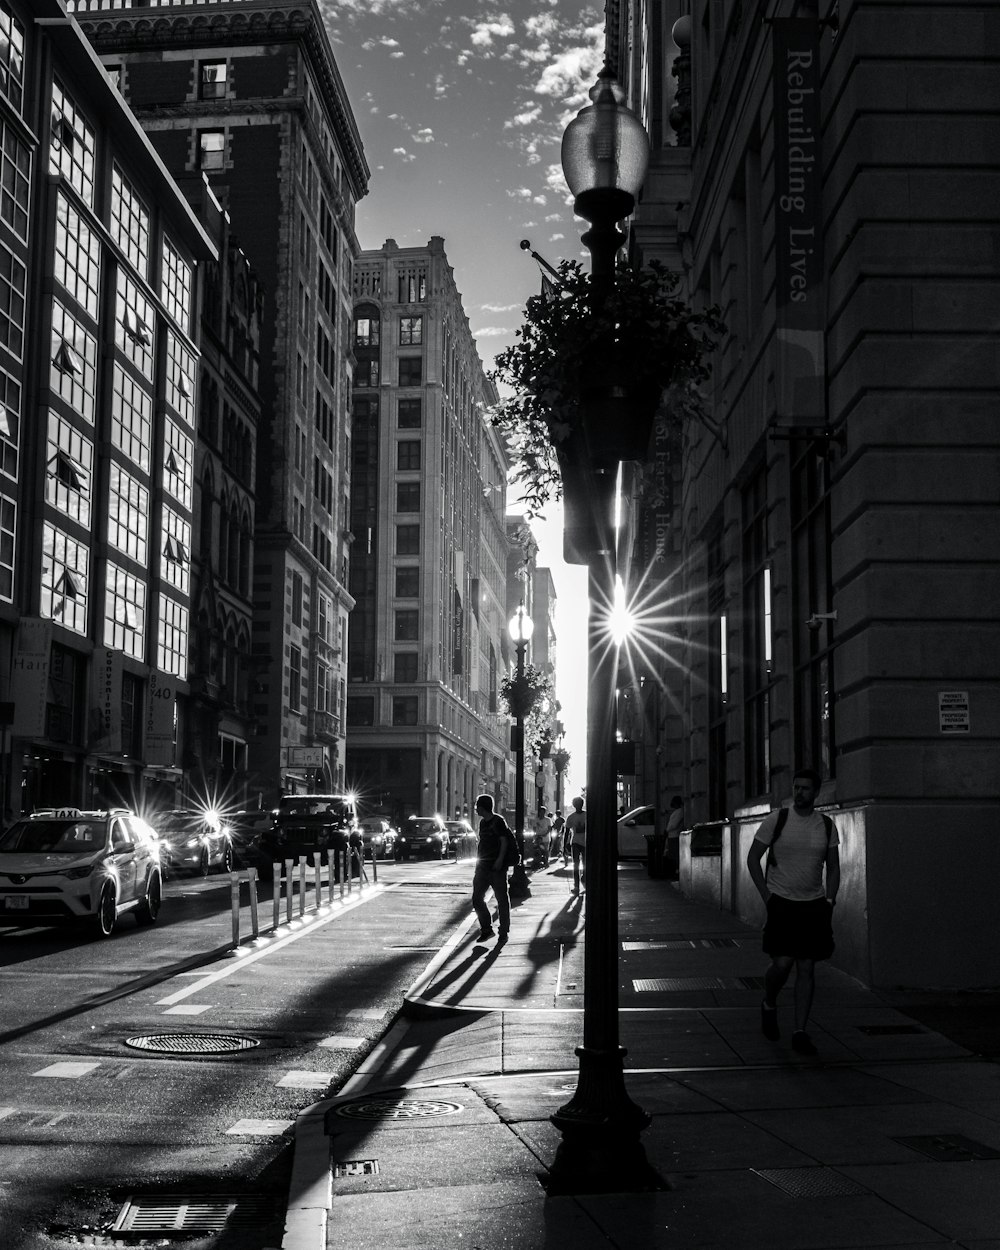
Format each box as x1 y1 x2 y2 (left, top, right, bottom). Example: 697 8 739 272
0 360 18 480
46 411 93 528
111 364 151 470
107 462 148 564
399 315 422 345
53 193 100 321
49 81 95 208
111 165 149 278
104 563 146 659
397 440 421 471
0 120 29 241
288 645 302 713
157 593 188 678
0 491 12 601
162 418 193 508
50 300 97 422
0 7 25 111
0 240 24 357
165 331 194 422
161 235 192 330
742 468 772 798
115 271 154 379
161 507 190 592
41 521 89 634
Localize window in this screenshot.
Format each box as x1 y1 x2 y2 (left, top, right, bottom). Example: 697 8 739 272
396 523 419 554
50 300 97 422
104 563 146 659
115 271 155 379
399 315 422 345
165 332 194 422
111 165 149 278
198 129 225 170
111 364 152 471
742 466 772 798
291 570 303 626
392 696 418 726
161 236 192 330
397 272 426 303
157 593 189 678
354 315 379 347
397 440 421 471
347 696 375 727
199 61 227 99
288 645 302 713
395 567 419 597
53 193 99 321
0 363 19 481
50 80 95 207
394 653 418 683
355 358 379 388
398 398 422 428
398 357 422 387
0 120 28 243
161 507 190 593
0 7 25 111
394 610 419 641
46 412 93 528
163 418 193 508
0 240 25 356
706 517 727 819
107 463 148 565
396 482 420 512
0 492 12 601
41 521 89 634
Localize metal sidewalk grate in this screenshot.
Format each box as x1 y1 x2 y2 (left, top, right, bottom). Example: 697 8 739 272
623 937 740 951
333 1159 380 1177
893 1134 1000 1162
752 1168 868 1198
112 1194 273 1232
633 975 765 992
124 1032 260 1054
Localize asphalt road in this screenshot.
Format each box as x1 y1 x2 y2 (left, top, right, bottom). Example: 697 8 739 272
0 853 478 1250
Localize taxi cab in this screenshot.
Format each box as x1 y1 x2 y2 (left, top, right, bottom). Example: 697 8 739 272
0 808 162 937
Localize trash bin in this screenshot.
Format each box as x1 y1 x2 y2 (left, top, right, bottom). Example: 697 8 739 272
645 832 667 879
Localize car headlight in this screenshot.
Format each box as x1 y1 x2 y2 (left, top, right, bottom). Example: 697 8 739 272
64 864 94 880
185 837 201 848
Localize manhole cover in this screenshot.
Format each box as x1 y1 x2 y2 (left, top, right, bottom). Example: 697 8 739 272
752 1167 868 1197
112 1194 273 1232
124 1033 261 1054
329 1096 463 1121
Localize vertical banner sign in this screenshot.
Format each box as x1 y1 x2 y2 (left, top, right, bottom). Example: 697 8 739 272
145 670 176 765
11 619 52 737
89 647 123 753
772 19 825 424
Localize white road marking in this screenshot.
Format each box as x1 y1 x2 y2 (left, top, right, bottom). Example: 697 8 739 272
32 1061 100 1078
226 1118 294 1136
276 1071 334 1089
316 1035 364 1050
0 1107 16 1119
162 1003 213 1015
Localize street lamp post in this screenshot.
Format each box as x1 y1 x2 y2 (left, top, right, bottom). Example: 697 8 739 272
508 604 534 889
547 65 661 1195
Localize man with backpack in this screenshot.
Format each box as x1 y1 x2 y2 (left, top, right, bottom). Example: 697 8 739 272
746 767 840 1056
471 793 514 943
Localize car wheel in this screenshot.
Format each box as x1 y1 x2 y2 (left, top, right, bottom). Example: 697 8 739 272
221 845 234 873
94 883 117 937
135 872 161 926
199 849 210 877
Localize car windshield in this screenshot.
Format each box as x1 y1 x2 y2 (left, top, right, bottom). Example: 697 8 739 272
410 819 442 834
0 820 105 853
281 798 354 820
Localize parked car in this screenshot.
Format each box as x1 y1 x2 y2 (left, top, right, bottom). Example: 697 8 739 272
445 819 477 859
151 808 234 877
228 810 274 876
617 805 656 859
359 818 396 860
0 807 162 936
262 794 359 864
395 815 449 861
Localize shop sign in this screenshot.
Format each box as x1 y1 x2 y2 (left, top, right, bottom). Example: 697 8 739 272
938 691 970 734
89 647 123 754
145 670 176 765
12 619 51 738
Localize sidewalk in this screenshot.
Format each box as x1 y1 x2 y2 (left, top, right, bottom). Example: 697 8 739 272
282 861 1000 1250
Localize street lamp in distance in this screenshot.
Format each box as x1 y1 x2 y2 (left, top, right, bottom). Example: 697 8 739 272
508 603 534 893
547 64 662 1196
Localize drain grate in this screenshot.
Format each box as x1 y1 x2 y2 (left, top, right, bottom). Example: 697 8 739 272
893 1134 1000 1162
333 1158 380 1177
856 1024 924 1036
752 1167 868 1198
633 975 765 992
124 1033 260 1054
328 1096 463 1121
112 1194 273 1232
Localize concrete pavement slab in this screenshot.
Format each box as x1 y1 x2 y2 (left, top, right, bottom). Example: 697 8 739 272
856 1060 1000 1117
673 1065 940 1111
836 1160 1000 1241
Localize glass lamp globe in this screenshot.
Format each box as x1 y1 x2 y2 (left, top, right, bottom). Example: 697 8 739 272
561 66 650 221
508 604 535 645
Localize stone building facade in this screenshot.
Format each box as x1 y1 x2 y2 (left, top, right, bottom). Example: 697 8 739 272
347 238 510 826
613 0 999 987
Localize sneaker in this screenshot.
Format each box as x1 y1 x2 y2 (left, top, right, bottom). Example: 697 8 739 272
497 930 509 946
476 927 494 942
760 1001 780 1040
791 1030 818 1056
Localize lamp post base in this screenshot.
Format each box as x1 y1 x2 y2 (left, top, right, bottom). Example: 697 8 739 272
546 1045 666 1195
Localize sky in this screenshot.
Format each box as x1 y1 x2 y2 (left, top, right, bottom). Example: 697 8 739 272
322 0 606 794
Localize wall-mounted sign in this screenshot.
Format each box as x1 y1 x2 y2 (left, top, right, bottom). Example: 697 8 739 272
288 746 325 768
938 691 970 734
12 619 51 738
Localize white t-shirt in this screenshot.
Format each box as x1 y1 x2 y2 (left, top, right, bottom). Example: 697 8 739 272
754 807 839 901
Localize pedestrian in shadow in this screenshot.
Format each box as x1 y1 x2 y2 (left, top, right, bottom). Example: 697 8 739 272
565 796 586 894
471 794 513 943
746 767 840 1057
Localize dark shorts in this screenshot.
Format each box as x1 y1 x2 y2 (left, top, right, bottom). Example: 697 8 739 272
762 894 834 961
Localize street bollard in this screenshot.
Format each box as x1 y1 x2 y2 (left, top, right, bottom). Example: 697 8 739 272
284 859 294 925
229 868 260 949
247 867 259 938
298 858 307 918
312 852 323 908
272 867 280 930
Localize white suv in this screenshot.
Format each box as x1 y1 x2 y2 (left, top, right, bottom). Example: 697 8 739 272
0 808 163 937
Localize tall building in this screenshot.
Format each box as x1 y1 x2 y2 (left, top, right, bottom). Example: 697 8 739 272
79 0 370 802
348 238 510 825
611 0 1000 987
3 0 216 816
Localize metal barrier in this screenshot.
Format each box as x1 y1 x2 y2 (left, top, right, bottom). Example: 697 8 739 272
229 844 378 951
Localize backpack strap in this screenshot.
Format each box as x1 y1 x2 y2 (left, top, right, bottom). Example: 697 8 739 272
765 807 789 878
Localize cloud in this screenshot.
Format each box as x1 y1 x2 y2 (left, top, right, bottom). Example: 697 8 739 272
413 128 435 143
505 105 542 129
480 302 522 313
468 15 516 48
472 324 514 338
393 147 416 163
533 35 604 102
